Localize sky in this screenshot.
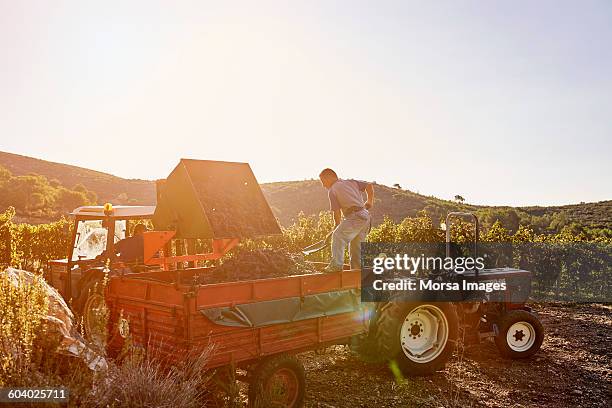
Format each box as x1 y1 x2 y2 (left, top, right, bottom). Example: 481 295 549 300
1 0 610 206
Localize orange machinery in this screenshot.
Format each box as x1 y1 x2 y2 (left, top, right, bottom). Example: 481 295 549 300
49 159 363 407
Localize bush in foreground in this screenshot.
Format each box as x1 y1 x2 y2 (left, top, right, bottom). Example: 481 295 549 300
83 346 213 408
1 268 213 407
0 268 49 386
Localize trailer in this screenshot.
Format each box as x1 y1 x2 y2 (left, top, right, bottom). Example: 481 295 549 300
100 267 363 405
47 159 544 407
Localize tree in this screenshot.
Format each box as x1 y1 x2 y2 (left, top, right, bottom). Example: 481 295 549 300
454 195 465 203
5 175 51 212
0 169 97 218
393 183 402 189
55 188 90 212
74 183 97 204
73 183 88 193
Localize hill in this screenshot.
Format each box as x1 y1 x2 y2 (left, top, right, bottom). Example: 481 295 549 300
0 151 609 232
0 151 155 205
262 181 611 232
261 180 477 226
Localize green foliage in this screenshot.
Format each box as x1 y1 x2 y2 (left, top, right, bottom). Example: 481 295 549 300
368 216 399 243
476 208 521 233
482 220 511 242
278 211 611 301
369 212 445 243
282 211 335 251
0 151 153 207
0 206 609 301
0 207 16 268
0 269 50 386
10 219 73 271
0 165 97 220
366 213 611 301
243 211 335 262
0 207 72 270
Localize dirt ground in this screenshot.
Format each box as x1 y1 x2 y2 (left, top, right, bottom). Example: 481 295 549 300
299 303 611 408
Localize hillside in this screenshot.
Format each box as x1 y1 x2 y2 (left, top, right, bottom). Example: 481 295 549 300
520 201 612 231
261 180 477 226
262 181 612 232
0 151 610 231
0 151 155 205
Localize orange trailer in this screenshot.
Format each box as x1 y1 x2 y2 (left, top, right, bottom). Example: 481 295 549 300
105 267 365 367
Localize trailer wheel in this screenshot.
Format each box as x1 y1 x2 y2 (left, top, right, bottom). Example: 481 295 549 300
494 310 544 359
374 302 458 376
248 354 305 408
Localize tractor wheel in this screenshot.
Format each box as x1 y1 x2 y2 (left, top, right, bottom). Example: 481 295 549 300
74 269 106 313
494 310 544 359
248 354 305 408
74 272 108 350
349 333 384 363
374 302 458 376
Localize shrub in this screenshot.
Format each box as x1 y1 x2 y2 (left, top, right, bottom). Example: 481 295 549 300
0 268 49 386
83 346 213 408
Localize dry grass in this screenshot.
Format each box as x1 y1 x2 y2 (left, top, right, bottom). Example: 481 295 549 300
83 345 213 408
1 267 214 407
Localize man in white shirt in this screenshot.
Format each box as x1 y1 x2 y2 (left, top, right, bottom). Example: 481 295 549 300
319 168 374 271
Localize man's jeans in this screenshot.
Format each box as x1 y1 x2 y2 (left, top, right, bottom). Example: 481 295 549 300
330 209 370 269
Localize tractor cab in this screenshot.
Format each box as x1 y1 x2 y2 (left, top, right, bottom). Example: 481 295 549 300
48 204 157 299
70 204 155 262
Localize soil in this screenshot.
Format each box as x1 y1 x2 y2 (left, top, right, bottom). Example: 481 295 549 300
183 160 281 238
297 303 611 408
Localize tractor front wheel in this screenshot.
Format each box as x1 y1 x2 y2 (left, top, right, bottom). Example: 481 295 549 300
248 354 305 408
494 310 544 359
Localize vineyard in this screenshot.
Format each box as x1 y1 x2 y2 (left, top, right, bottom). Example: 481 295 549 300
0 206 611 407
0 207 72 272
1 206 610 302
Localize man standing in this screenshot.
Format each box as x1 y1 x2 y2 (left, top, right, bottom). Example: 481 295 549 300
319 168 374 271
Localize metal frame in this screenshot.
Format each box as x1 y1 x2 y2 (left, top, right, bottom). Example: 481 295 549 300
62 213 241 299
144 236 240 269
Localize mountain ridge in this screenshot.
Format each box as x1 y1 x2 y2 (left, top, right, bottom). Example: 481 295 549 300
0 150 609 231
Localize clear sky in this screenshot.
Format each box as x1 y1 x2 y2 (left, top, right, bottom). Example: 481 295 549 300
1 1 610 206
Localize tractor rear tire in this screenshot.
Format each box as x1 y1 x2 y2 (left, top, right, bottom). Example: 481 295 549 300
494 310 544 359
248 353 305 408
374 302 458 376
74 269 106 314
74 271 108 350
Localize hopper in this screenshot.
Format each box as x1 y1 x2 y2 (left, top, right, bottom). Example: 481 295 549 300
153 159 281 239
